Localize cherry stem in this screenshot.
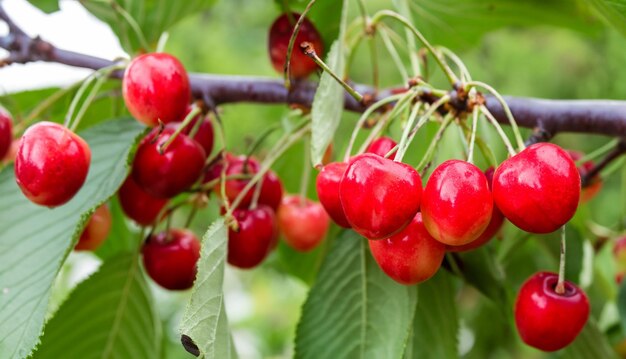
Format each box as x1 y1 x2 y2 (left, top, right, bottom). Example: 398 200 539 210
437 46 472 83
576 138 619 165
370 10 457 85
467 81 525 152
458 120 498 167
581 139 626 187
394 102 423 162
158 105 202 154
250 179 263 210
344 92 407 162
378 25 409 83
156 32 169 53
302 43 364 103
356 110 393 155
416 113 454 172
467 106 479 164
480 105 517 157
15 80 81 134
299 135 311 207
283 0 318 89
555 225 567 295
226 123 311 217
243 123 282 170
399 94 451 162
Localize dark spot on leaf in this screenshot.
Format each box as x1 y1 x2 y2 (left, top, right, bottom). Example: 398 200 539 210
181 334 200 357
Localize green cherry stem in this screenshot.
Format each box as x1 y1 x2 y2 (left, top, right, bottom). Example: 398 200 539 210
467 106 479 164
436 46 472 82
466 81 525 151
356 111 393 155
393 102 423 162
283 0 318 89
158 105 202 154
16 80 81 134
378 25 410 83
458 120 498 167
416 113 454 172
480 105 517 157
555 225 567 295
577 139 619 165
402 94 451 160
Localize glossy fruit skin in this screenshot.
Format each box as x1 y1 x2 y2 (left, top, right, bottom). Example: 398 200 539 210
75 204 112 251
340 153 422 240
217 155 283 210
0 107 13 159
15 122 91 207
277 195 330 251
268 13 324 79
422 160 493 246
369 212 445 285
493 143 580 234
366 136 397 158
567 150 602 203
169 107 214 156
316 162 351 228
118 176 168 226
514 272 589 351
142 228 201 290
228 205 278 269
123 53 190 126
132 127 206 198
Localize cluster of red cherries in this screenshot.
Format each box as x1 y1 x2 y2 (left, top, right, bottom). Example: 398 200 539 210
1 11 601 352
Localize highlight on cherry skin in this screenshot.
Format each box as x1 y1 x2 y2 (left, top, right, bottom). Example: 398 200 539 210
339 153 422 240
142 228 201 291
316 161 351 228
268 12 324 79
75 204 112 251
514 272 590 352
277 195 330 252
227 205 278 269
369 212 446 285
15 121 91 207
122 52 191 127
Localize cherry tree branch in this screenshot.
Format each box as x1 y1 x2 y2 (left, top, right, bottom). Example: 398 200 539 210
3 5 626 138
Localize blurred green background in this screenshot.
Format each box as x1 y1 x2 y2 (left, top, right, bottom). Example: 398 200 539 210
3 0 626 358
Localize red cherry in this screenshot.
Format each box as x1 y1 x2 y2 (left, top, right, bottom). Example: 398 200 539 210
493 143 580 234
118 176 168 226
340 153 422 239
0 107 13 159
122 53 191 126
227 205 278 269
142 228 201 290
216 155 283 210
369 212 445 285
132 127 206 198
75 204 112 251
277 195 330 251
316 162 351 228
514 272 589 351
447 166 504 252
15 122 91 207
268 13 324 79
566 150 602 203
170 107 214 156
365 136 397 158
421 160 493 246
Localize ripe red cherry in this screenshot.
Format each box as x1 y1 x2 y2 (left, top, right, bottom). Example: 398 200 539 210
15 122 91 207
316 162 350 228
421 160 493 246
514 272 589 351
567 150 602 203
123 53 191 126
132 127 206 198
118 176 168 226
369 212 445 285
75 204 112 251
268 13 324 79
0 107 13 159
493 143 580 234
227 205 278 269
366 136 397 158
168 107 214 156
277 195 330 251
142 228 201 290
216 155 283 210
340 153 422 239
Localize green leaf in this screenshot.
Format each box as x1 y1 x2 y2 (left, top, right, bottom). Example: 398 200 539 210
561 318 619 359
179 219 238 359
33 253 161 358
586 0 626 38
295 231 418 359
0 118 144 359
27 0 60 13
393 0 601 49
80 0 218 53
456 248 510 307
404 271 459 359
310 0 348 166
